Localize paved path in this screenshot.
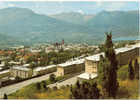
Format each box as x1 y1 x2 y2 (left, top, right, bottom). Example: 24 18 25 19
0 72 55 98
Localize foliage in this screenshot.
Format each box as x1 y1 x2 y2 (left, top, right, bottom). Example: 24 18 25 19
71 81 100 99
49 74 56 83
3 93 8 99
36 82 41 90
98 32 119 98
128 60 134 80
117 79 139 99
117 65 128 80
134 58 139 79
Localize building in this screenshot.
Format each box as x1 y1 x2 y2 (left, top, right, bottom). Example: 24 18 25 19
0 70 10 79
0 78 9 87
77 43 140 81
56 59 85 77
10 66 32 79
33 65 57 76
8 61 21 66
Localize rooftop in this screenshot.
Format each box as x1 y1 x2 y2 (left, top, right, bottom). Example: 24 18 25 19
86 52 104 61
34 65 56 72
58 59 85 67
0 70 9 75
12 66 31 71
86 43 140 61
77 73 98 80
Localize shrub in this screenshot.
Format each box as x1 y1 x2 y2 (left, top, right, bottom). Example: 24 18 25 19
49 74 56 83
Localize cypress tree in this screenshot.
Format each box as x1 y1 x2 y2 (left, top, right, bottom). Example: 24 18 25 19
134 58 139 79
98 32 119 98
3 93 8 99
128 60 135 80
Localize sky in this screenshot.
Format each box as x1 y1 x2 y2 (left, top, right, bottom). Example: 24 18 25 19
0 1 139 15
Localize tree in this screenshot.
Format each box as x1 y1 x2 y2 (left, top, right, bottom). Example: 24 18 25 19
134 58 139 79
49 74 56 83
98 32 119 98
128 60 135 80
36 82 41 90
71 81 100 99
42 81 47 89
3 93 8 99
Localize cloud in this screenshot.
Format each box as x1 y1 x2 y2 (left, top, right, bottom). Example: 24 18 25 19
7 4 16 7
0 1 6 8
105 2 127 11
94 2 127 11
0 2 16 9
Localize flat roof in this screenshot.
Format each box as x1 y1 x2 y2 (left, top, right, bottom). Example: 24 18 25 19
34 65 56 72
58 59 85 67
0 64 4 67
86 52 104 61
0 70 9 75
0 67 3 70
12 66 31 71
77 73 97 80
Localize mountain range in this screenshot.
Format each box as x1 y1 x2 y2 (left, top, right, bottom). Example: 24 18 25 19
0 7 139 48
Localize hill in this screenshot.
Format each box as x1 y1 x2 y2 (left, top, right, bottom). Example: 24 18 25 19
0 7 139 47
50 12 94 25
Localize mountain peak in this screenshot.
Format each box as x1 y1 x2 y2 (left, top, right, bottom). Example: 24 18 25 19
0 7 35 15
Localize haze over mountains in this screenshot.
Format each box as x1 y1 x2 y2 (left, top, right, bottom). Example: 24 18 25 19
0 7 139 47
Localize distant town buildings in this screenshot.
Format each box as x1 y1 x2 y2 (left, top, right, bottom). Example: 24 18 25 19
0 42 139 87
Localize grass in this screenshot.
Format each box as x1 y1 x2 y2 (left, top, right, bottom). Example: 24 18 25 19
116 58 139 99
35 86 71 99
8 75 71 99
8 83 71 99
117 79 139 99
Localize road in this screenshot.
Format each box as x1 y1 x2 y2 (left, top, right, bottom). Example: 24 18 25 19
48 75 78 88
0 72 55 98
0 72 80 98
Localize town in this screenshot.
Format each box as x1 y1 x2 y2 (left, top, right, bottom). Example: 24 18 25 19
0 38 139 98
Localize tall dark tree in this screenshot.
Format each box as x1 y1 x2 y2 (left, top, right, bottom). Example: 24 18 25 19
128 60 135 80
36 82 41 90
49 74 56 83
98 32 119 98
134 58 139 79
3 93 8 99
